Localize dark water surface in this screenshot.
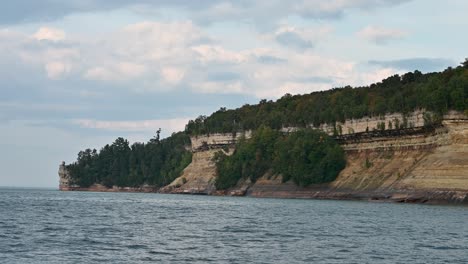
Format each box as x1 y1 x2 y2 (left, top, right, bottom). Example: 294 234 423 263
0 188 467 263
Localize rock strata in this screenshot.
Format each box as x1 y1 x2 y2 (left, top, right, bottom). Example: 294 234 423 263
164 111 467 204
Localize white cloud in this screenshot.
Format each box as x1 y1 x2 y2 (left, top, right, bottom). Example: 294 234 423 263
33 27 66 41
196 81 246 94
81 21 202 86
357 25 407 44
83 67 113 81
73 118 190 133
84 62 146 81
45 61 72 79
1 19 408 101
192 45 247 64
116 21 203 61
161 67 185 84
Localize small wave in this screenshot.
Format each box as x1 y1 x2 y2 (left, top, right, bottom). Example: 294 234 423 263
336 249 352 253
148 250 174 256
127 244 148 250
41 226 67 232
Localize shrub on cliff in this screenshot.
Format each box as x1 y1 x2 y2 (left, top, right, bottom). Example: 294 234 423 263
214 126 345 189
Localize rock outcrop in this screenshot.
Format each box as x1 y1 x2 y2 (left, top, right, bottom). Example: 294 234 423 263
58 162 75 191
166 110 468 204
162 132 248 194
247 118 468 204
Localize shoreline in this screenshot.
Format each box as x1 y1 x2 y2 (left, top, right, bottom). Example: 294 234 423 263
59 187 468 205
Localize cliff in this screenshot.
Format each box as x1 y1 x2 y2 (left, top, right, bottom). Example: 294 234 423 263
164 111 468 204
161 132 250 194
59 110 468 203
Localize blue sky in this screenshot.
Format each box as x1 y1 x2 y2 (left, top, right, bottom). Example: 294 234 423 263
1 0 467 187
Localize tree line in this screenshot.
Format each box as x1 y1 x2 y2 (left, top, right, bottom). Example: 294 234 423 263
66 132 192 188
186 63 468 135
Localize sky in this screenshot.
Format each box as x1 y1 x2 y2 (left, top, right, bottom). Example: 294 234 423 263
1 0 467 188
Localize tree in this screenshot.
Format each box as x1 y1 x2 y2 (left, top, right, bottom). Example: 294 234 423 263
67 131 192 188
215 128 345 189
462 58 468 69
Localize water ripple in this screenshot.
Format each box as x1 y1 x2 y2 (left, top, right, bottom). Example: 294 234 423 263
0 188 467 263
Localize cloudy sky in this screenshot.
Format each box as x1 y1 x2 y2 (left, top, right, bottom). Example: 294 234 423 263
1 0 467 187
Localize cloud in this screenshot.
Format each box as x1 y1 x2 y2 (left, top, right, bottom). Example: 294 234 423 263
294 0 412 19
357 25 407 44
271 25 332 50
368 58 455 72
161 67 185 84
275 30 314 50
73 118 190 133
192 45 246 64
196 81 246 94
84 62 146 81
33 27 65 41
0 0 413 26
45 61 72 79
0 20 433 103
257 55 287 64
78 21 203 88
207 71 241 81
0 28 79 81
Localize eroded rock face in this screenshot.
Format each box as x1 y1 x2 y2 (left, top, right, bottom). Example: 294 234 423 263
162 149 226 194
58 162 73 191
172 111 468 203
163 132 246 194
247 119 468 204
191 131 252 150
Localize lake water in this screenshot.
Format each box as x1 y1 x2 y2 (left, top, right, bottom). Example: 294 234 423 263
0 188 467 263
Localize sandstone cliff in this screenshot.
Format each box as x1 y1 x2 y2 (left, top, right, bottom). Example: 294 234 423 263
161 132 248 194
59 110 467 203
166 111 468 204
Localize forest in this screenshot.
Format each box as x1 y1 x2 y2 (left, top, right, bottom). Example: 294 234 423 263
186 62 468 135
214 126 345 189
66 61 467 188
66 131 192 188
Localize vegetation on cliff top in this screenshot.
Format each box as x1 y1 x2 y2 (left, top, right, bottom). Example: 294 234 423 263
214 127 345 189
186 63 468 135
66 132 191 188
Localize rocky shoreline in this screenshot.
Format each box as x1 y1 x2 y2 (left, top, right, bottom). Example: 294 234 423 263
60 184 468 205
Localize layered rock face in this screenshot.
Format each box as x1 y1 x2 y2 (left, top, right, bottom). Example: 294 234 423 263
168 111 468 203
163 133 247 194
248 118 468 203
162 150 222 194
319 110 427 135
